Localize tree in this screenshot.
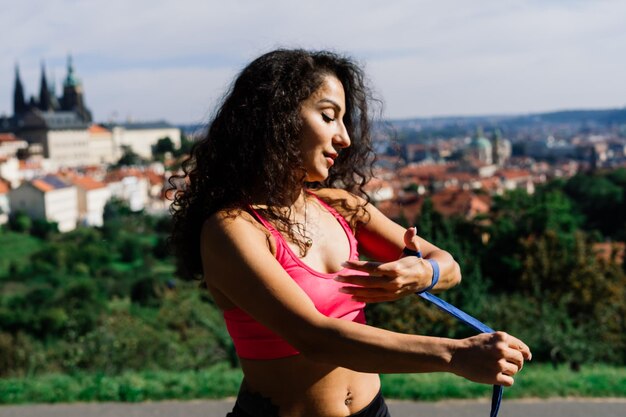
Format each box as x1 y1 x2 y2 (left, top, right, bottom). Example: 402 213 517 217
116 145 144 167
483 188 582 292
8 211 32 233
30 219 58 239
152 136 175 160
174 133 194 157
563 173 624 237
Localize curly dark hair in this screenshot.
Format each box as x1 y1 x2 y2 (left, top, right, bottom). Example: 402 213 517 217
169 49 377 278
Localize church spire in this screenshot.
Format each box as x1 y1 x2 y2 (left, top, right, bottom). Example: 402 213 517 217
13 64 27 115
39 61 54 111
61 55 92 122
63 55 80 88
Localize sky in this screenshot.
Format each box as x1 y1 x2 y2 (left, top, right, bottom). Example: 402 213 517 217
1 0 626 124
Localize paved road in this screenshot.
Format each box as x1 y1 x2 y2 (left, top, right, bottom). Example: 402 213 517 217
1 398 625 417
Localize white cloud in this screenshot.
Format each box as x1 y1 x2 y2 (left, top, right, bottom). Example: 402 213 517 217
1 0 625 122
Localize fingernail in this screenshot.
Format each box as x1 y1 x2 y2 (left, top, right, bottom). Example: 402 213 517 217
338 287 349 293
334 276 345 282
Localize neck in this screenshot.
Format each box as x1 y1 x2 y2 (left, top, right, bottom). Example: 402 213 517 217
250 186 308 212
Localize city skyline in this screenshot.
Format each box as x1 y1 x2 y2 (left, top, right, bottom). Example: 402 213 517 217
1 0 626 124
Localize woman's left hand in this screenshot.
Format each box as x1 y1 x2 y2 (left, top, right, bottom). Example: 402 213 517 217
335 227 435 302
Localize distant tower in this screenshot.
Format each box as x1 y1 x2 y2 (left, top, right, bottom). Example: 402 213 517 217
48 69 60 110
38 62 54 111
61 55 92 122
469 127 493 165
492 129 502 167
13 64 27 115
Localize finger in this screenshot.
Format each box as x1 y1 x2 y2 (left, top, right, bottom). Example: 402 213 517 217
412 235 422 256
335 275 393 287
342 261 407 279
351 292 406 303
503 348 525 371
342 260 383 273
496 373 515 387
403 227 417 250
500 358 520 376
508 336 532 361
352 295 397 303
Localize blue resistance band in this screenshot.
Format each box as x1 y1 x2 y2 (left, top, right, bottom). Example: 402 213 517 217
403 247 503 417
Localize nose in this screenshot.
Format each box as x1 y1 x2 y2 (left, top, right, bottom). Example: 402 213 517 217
333 123 351 149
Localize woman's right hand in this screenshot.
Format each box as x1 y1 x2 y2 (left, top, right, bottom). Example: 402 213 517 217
449 332 532 387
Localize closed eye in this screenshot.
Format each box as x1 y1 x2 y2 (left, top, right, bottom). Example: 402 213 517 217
321 113 336 123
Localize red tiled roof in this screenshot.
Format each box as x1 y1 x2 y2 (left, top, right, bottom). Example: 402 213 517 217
145 170 164 186
88 124 110 134
0 179 9 194
377 188 492 223
479 177 501 191
29 175 70 193
0 133 21 143
498 169 532 180
397 164 450 180
430 188 491 218
104 168 144 182
363 177 393 192
69 175 107 191
31 179 55 192
19 160 42 170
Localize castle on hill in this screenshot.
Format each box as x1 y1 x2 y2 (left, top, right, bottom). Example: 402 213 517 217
12 56 93 126
1 56 180 167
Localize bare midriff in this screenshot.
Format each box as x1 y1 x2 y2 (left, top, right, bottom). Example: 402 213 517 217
240 355 381 417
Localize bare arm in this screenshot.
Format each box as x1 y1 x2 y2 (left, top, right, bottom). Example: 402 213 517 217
201 211 530 385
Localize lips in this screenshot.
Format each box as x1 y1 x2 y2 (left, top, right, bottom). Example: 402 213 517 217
324 152 338 167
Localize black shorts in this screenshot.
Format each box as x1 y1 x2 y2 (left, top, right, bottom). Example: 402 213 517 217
226 387 390 417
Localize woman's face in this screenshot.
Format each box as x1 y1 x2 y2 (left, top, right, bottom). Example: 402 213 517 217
298 75 351 182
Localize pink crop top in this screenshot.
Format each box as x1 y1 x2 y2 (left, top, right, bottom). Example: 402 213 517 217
223 195 367 360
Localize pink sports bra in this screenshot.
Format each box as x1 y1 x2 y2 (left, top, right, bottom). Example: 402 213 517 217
222 194 367 360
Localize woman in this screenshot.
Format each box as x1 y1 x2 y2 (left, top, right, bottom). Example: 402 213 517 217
170 49 531 417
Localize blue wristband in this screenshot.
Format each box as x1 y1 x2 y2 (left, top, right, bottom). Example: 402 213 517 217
418 259 440 293
402 247 439 293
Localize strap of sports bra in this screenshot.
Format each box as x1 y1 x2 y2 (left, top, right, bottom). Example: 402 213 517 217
247 206 282 239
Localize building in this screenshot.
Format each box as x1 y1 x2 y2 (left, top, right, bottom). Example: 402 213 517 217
8 58 93 167
88 124 116 164
0 156 21 187
0 180 9 225
104 168 149 212
466 129 493 165
108 121 181 160
0 133 28 158
9 175 78 232
66 175 110 227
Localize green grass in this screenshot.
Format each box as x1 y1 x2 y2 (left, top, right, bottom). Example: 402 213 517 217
0 232 43 276
381 364 626 400
1 363 625 405
0 363 243 404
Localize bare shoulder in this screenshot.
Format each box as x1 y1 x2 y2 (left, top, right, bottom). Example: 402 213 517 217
200 208 274 268
202 208 268 242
